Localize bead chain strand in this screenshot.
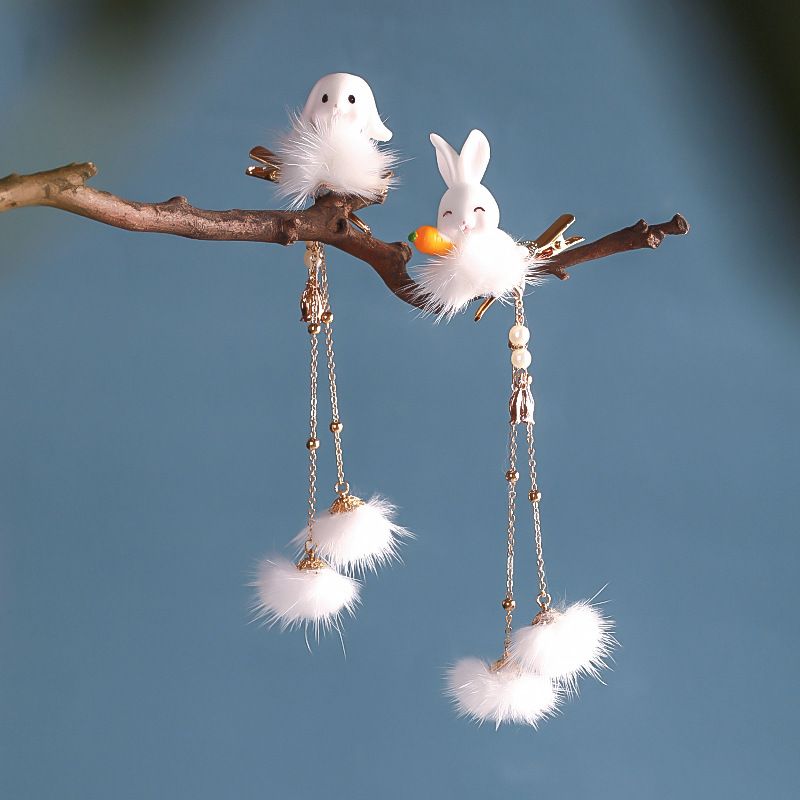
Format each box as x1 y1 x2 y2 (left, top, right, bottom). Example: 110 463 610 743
317 245 349 496
514 289 550 612
525 422 550 610
509 289 551 616
500 290 531 654
303 243 322 556
503 418 518 656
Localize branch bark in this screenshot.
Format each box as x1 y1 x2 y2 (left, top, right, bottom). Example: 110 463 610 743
0 163 689 310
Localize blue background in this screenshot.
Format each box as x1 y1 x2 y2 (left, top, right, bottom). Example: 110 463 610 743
1 1 798 797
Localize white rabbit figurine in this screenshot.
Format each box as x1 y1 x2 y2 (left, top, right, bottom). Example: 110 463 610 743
411 129 541 319
274 72 397 209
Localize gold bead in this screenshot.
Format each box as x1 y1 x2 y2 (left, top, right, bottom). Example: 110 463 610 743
329 420 343 433
505 469 519 483
321 310 334 324
529 489 542 502
306 437 320 451
501 597 516 610
307 322 321 335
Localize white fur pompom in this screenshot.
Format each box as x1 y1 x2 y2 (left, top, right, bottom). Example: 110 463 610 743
275 114 397 209
511 601 615 691
413 229 543 320
446 657 561 729
291 496 412 574
252 557 360 636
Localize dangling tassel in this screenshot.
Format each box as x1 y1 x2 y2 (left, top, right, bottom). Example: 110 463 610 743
305 242 412 574
444 325 562 728
252 241 361 643
509 372 534 425
507 292 616 695
253 553 360 636
299 272 324 323
446 655 561 729
511 600 616 693
293 493 412 573
444 289 615 727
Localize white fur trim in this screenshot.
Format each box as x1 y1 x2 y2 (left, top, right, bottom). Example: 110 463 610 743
446 657 561 729
511 600 616 692
275 113 397 209
292 496 412 574
413 229 544 320
252 557 360 636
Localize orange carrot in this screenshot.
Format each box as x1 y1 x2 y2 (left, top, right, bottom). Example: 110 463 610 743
408 225 454 256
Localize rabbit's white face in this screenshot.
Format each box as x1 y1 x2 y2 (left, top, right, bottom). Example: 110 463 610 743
429 130 500 243
437 184 500 242
301 73 392 142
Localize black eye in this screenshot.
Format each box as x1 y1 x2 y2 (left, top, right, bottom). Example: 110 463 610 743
348 95 356 104
442 210 453 217
322 94 329 103
474 206 486 212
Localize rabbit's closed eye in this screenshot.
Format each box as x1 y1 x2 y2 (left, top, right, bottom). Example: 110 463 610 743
475 207 485 213
442 210 453 217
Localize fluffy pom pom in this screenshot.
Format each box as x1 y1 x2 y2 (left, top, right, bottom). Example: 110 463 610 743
413 229 543 320
274 113 397 209
252 557 360 636
511 601 616 691
445 656 561 729
291 495 412 574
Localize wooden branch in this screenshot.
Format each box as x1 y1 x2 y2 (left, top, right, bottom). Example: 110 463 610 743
0 163 688 310
543 214 690 280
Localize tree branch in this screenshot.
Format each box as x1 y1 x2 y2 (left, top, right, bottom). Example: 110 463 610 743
543 213 690 280
0 163 688 310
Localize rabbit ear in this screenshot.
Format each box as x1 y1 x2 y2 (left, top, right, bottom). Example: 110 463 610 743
430 133 460 188
458 129 491 184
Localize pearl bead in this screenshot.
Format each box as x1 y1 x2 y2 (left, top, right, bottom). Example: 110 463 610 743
511 348 532 369
508 324 530 347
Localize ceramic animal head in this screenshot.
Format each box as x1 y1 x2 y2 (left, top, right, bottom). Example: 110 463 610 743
301 73 392 141
429 130 500 242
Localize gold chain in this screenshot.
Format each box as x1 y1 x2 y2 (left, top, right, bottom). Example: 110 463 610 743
504 419 518 654
303 243 322 555
317 245 349 496
525 422 550 610
512 290 551 612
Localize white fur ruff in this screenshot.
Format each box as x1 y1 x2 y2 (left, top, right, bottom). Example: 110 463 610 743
252 557 360 636
292 496 411 573
446 657 561 729
511 601 615 691
275 113 397 209
413 229 542 320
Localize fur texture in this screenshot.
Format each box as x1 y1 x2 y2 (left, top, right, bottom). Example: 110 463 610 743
414 229 542 319
275 113 397 209
510 601 616 692
252 557 360 636
446 657 561 729
291 496 412 574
